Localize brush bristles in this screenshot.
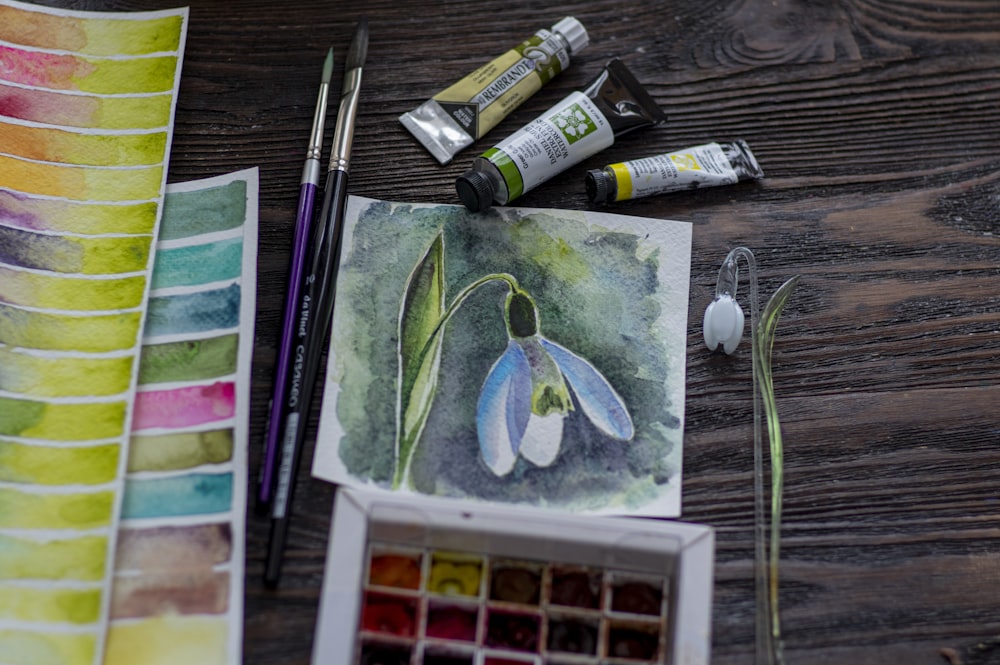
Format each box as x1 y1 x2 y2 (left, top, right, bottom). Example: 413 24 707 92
345 18 368 70
321 47 334 84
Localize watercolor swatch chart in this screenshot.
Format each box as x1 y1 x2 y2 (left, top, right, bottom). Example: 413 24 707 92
0 2 188 665
103 170 257 665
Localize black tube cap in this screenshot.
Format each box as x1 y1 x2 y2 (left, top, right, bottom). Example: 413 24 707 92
584 168 613 204
456 170 496 212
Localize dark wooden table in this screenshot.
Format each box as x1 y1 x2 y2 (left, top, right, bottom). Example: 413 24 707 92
40 1 1000 663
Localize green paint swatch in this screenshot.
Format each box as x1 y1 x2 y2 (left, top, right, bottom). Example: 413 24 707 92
0 348 133 397
0 629 95 665
158 179 247 240
0 586 101 624
0 266 147 311
75 54 179 94
150 237 243 289
138 334 238 385
0 304 141 352
128 429 233 473
0 533 107 581
0 193 158 235
0 396 126 440
0 441 119 485
0 224 151 274
0 487 113 529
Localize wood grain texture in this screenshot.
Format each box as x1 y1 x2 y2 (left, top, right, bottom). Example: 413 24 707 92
33 0 1000 663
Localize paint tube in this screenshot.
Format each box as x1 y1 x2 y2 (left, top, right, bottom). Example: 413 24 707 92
585 140 763 204
400 17 589 165
456 59 667 212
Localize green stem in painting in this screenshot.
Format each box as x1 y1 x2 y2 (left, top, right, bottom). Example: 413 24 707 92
392 233 519 489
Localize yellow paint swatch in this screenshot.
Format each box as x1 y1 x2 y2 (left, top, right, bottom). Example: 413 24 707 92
0 629 96 665
0 534 108 581
0 155 163 201
104 615 228 665
0 349 133 398
0 122 168 167
0 487 113 530
0 305 142 352
0 586 101 624
0 83 173 130
128 429 233 473
0 190 158 235
0 266 148 311
0 396 126 441
0 5 183 56
0 441 119 485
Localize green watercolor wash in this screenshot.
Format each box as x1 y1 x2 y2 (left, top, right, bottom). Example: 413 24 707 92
0 629 96 665
0 586 101 624
63 130 168 167
138 334 238 385
0 304 142 352
128 429 233 472
0 397 126 441
80 235 151 274
0 534 107 581
96 94 173 130
150 237 243 289
0 267 147 311
0 348 132 397
80 164 164 202
159 179 247 241
77 54 179 94
81 14 185 56
0 441 119 485
0 487 113 530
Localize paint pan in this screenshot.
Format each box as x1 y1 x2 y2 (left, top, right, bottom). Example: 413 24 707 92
311 488 714 665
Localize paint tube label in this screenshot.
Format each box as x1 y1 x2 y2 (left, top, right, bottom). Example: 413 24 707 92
485 91 614 202
610 142 739 201
435 29 571 140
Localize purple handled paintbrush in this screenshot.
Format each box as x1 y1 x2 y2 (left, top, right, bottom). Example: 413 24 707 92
257 47 335 513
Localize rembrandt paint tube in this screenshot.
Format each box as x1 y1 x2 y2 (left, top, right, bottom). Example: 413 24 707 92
455 58 667 212
400 17 589 164
585 140 763 203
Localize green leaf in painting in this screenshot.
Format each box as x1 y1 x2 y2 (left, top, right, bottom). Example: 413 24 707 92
394 232 445 488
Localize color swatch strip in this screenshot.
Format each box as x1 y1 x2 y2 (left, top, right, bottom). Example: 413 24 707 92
0 2 188 665
104 168 258 665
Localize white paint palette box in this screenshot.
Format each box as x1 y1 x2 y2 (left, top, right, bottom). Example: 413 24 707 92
312 489 714 665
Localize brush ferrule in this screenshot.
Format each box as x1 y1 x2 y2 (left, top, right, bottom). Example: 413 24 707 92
328 67 363 172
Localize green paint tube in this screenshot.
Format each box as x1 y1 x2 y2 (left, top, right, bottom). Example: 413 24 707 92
456 59 666 212
400 17 588 164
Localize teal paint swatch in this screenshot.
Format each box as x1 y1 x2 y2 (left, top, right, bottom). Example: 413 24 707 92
144 284 241 336
120 473 233 519
157 179 247 241
150 236 243 289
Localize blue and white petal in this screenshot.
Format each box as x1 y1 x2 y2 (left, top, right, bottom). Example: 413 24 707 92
518 413 563 467
476 341 532 475
540 338 634 441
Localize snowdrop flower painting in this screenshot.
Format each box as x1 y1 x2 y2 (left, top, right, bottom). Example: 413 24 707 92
311 196 692 517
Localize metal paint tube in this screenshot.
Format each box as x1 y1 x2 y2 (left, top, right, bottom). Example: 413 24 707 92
585 140 763 204
456 59 667 212
400 17 589 165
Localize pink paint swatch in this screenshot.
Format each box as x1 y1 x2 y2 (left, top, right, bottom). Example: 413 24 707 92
132 382 235 431
0 44 94 89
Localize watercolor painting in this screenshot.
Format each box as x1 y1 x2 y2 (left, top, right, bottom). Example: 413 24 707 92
313 196 692 517
0 2 187 664
104 169 257 665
